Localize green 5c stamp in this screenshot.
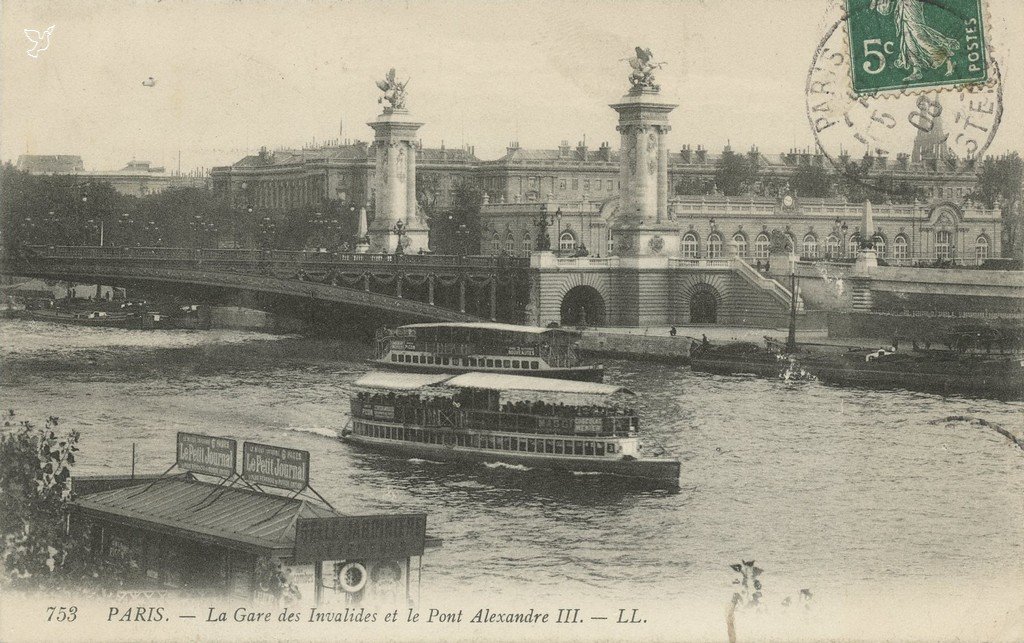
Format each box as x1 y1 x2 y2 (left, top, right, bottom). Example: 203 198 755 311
846 0 988 94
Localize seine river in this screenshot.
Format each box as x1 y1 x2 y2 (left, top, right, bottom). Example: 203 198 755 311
2 319 1022 633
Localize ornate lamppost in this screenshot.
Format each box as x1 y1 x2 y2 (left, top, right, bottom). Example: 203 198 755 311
189 214 203 248
259 215 276 249
393 220 406 255
455 223 469 256
118 212 135 246
534 203 552 251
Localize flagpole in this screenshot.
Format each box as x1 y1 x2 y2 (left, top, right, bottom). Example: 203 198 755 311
787 269 797 352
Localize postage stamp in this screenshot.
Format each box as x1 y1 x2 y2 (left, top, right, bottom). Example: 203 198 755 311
845 0 989 94
807 8 1002 184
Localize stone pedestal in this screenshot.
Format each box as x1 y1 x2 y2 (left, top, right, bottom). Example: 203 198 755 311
609 223 681 257
609 88 678 257
367 109 429 253
854 249 878 272
767 251 798 279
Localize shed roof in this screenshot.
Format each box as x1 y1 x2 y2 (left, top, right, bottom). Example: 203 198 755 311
72 477 339 556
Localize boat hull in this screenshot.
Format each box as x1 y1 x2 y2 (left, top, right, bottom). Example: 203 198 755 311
690 354 1024 400
11 310 142 329
368 359 605 382
340 433 680 489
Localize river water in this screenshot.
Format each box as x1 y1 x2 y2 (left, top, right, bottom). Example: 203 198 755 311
1 319 1022 635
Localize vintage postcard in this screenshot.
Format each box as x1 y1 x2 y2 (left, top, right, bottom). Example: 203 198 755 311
1 1 1022 641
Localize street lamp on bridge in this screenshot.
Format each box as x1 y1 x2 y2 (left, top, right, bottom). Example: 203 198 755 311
393 220 406 255
534 203 552 251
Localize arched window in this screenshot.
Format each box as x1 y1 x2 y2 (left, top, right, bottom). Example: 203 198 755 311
559 231 577 253
732 233 747 257
754 233 769 259
824 235 840 258
893 234 909 261
505 233 515 254
873 235 886 258
847 234 860 257
681 232 699 258
936 230 953 259
522 234 532 254
490 233 501 253
975 234 989 262
802 234 818 258
707 233 722 259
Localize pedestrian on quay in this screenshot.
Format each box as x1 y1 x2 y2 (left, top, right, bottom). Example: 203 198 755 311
670 326 677 337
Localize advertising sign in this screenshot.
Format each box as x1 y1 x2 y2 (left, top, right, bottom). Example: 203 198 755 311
241 441 310 491
293 514 427 564
371 405 395 421
176 432 236 478
507 346 537 357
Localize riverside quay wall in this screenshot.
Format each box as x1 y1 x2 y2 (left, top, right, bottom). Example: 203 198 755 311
527 252 801 328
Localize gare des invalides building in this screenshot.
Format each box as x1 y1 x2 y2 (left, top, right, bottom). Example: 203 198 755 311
212 124 1001 268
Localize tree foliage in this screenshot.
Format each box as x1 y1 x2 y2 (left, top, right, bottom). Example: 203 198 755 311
0 164 366 252
837 160 926 205
673 176 711 196
970 153 1023 259
428 181 483 254
713 149 758 197
0 412 129 594
789 164 835 198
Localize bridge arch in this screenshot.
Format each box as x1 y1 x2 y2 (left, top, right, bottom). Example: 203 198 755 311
680 280 724 325
560 285 606 327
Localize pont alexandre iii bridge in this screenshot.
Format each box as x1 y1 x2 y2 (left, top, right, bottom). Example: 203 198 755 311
3 245 532 325
1 244 803 328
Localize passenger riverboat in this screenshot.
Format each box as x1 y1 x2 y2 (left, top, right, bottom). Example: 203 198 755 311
340 371 680 488
372 322 604 382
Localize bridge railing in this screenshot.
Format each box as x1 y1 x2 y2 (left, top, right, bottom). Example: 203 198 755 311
26 246 529 269
667 258 733 269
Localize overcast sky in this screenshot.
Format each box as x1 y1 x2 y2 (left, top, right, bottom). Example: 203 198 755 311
2 0 1021 172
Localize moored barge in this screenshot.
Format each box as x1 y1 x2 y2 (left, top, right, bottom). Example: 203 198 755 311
689 340 1024 400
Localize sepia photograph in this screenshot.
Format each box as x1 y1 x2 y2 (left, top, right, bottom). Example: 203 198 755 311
1 0 1022 640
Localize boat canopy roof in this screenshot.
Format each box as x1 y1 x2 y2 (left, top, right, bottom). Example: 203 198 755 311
398 322 577 336
444 372 633 396
353 371 633 397
353 372 455 390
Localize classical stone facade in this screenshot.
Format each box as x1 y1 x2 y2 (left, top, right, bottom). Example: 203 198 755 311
211 135 979 221
210 142 478 214
18 157 208 197
481 193 1002 265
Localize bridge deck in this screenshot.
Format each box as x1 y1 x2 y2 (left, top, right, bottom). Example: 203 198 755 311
4 246 533 323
